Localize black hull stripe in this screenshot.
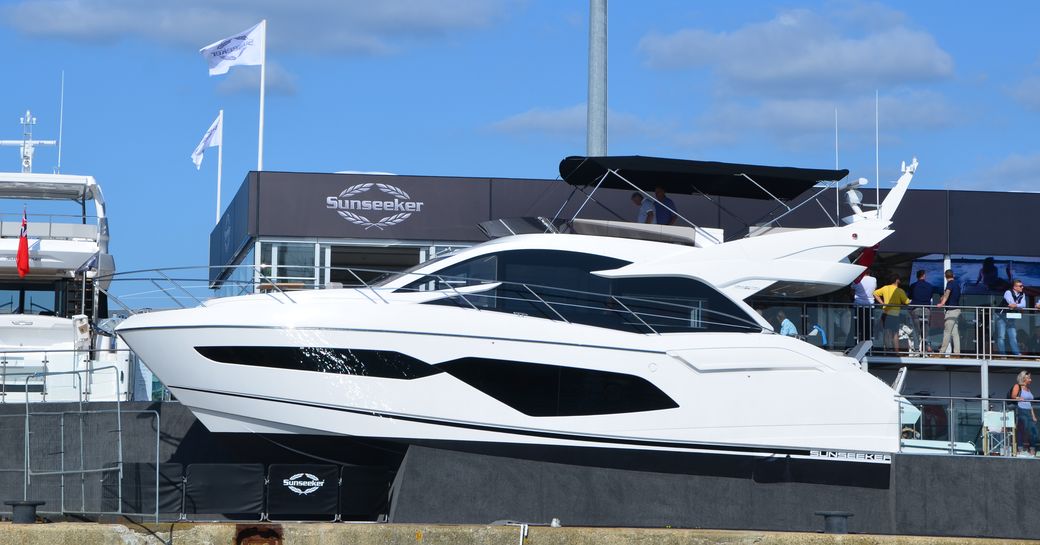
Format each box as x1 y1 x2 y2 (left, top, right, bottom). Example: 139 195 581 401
119 324 665 355
170 385 884 461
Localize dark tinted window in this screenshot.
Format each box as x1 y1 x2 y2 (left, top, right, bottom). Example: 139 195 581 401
405 249 758 334
611 277 757 333
437 358 678 416
196 347 442 379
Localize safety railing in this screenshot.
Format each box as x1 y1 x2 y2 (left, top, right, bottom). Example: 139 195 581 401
0 365 162 521
99 265 1040 362
0 347 132 403
897 394 1037 458
98 265 767 336
754 301 1040 361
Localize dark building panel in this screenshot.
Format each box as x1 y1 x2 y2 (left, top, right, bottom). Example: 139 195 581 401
885 189 949 255
212 170 1040 272
254 172 492 241
949 191 1038 256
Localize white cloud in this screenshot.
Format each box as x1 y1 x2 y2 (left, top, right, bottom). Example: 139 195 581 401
492 104 587 135
968 153 1040 191
678 90 955 153
710 91 953 133
638 6 953 97
489 104 670 141
1010 76 1040 112
215 62 297 96
0 0 508 54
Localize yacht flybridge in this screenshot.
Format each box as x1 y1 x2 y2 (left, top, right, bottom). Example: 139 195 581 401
0 110 127 401
117 155 920 484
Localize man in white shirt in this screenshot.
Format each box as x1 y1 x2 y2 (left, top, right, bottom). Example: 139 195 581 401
853 270 878 344
631 192 655 224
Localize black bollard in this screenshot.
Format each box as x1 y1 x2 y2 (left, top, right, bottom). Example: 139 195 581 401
5 500 46 524
814 511 853 534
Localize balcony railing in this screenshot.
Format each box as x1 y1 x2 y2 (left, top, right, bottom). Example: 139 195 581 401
753 301 1040 361
898 394 1038 458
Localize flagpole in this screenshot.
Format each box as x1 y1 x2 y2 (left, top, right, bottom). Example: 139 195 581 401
216 109 224 225
257 19 267 172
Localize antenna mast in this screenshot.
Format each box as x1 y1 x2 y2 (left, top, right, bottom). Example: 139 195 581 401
0 110 57 173
57 71 65 173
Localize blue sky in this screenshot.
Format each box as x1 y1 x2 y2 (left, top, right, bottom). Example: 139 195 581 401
0 0 1038 280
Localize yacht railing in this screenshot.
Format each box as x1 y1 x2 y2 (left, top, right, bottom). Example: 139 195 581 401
99 265 1040 360
98 265 767 335
897 394 1033 458
0 213 102 241
0 347 130 403
751 300 1040 361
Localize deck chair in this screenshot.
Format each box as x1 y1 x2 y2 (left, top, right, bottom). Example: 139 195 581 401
982 410 1016 456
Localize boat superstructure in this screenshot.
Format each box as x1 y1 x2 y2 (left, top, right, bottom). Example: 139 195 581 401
0 111 127 402
116 156 922 481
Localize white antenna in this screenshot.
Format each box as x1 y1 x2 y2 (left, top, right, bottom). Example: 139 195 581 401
875 90 880 219
0 110 57 172
834 107 839 169
56 71 64 174
834 107 839 219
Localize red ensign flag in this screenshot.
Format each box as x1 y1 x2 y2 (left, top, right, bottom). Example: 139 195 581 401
16 208 28 278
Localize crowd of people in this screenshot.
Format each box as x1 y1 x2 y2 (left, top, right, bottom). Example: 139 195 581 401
851 267 1040 356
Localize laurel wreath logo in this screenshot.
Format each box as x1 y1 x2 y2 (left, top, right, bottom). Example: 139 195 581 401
284 472 324 495
333 183 417 230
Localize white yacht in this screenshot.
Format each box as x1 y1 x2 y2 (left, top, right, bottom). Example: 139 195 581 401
0 110 128 402
116 156 919 483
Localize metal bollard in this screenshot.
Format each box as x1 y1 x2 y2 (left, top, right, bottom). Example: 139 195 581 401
815 511 853 534
5 500 45 524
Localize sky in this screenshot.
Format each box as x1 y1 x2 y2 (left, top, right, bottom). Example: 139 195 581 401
0 0 1038 289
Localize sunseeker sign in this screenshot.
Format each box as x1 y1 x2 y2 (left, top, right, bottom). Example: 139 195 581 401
326 183 425 230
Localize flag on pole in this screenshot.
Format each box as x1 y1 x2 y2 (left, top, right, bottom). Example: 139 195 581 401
199 21 265 76
16 208 29 278
190 112 223 170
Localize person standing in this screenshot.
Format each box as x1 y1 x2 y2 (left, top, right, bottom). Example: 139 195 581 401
1011 370 1038 457
630 192 655 224
907 270 936 354
995 279 1026 356
935 269 961 355
852 269 878 344
652 185 678 226
874 273 909 353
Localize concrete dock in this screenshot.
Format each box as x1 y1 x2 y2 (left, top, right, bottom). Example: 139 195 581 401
0 523 1037 545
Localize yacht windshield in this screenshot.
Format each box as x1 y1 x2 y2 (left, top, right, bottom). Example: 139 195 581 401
371 254 452 287
394 248 761 334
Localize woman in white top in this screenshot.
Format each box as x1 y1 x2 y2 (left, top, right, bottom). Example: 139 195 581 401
1012 370 1038 456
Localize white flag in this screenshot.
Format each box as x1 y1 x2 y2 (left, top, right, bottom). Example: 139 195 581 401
191 112 223 169
199 20 265 76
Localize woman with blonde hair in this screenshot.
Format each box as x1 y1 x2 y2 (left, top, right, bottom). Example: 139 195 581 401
1011 370 1038 456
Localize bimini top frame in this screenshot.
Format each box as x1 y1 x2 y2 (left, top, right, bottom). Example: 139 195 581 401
556 155 849 245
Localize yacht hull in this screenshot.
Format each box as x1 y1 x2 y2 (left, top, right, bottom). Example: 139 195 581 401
118 294 901 471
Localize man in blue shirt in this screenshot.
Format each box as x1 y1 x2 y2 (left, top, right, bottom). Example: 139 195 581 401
908 270 936 354
936 269 961 355
777 310 798 337
652 185 678 226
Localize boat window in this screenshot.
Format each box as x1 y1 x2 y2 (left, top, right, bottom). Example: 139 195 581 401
196 346 443 380
611 277 756 333
405 250 756 333
371 254 451 287
0 285 59 315
437 357 678 417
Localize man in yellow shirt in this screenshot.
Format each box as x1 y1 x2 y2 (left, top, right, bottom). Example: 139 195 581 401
874 273 910 353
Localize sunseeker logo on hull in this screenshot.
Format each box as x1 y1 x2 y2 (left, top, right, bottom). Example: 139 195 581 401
810 450 892 463
326 183 425 230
